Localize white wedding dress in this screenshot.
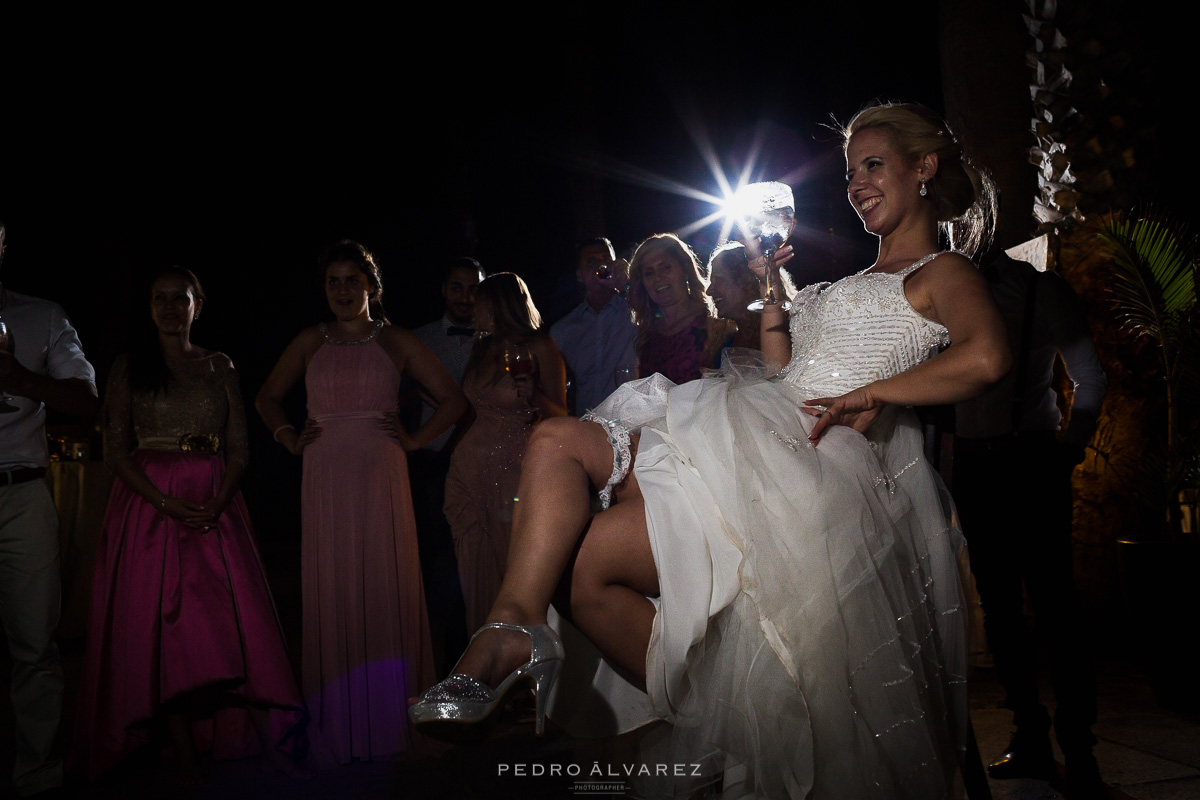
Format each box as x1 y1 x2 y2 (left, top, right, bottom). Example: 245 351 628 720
574 252 971 799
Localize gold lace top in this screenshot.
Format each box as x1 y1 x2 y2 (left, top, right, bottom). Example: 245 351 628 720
103 352 250 468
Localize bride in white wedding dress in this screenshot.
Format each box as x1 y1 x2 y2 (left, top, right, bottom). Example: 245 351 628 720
411 102 1011 799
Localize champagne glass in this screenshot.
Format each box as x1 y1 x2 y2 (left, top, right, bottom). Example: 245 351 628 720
504 342 537 401
0 315 18 413
737 181 795 312
504 342 536 378
504 342 537 417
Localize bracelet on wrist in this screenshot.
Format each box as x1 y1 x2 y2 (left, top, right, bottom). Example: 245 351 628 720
272 423 296 443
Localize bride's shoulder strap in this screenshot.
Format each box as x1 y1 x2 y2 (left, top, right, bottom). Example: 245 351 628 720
896 250 961 279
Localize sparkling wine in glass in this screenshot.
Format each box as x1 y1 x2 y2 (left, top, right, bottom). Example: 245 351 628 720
504 343 537 378
0 316 18 413
504 342 537 413
737 181 795 312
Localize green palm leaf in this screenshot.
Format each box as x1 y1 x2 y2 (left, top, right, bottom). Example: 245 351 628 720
1098 210 1200 539
1099 214 1196 353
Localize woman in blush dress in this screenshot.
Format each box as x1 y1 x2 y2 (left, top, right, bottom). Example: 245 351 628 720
73 267 309 784
445 272 567 633
412 103 1011 799
256 241 467 765
629 233 735 384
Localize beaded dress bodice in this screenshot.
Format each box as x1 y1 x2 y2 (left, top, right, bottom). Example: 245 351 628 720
306 323 399 419
104 352 249 467
777 252 951 398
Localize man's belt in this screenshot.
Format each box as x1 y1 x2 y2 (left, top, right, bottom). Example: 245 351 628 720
0 466 47 486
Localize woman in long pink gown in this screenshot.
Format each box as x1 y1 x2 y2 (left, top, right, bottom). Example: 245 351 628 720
74 267 308 783
257 241 467 764
444 273 567 632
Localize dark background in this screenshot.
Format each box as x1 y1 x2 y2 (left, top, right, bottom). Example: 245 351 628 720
0 3 1185 538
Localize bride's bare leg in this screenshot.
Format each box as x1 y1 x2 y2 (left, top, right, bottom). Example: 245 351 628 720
447 416 623 688
569 497 659 687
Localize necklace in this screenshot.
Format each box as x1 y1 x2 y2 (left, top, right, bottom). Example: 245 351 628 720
321 319 384 345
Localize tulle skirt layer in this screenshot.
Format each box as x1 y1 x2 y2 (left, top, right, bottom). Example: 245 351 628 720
588 368 969 799
72 451 304 779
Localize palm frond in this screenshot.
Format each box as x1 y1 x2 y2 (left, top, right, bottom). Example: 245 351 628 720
1099 213 1198 351
1098 209 1200 538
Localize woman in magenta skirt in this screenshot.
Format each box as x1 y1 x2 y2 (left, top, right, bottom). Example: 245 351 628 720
73 267 309 783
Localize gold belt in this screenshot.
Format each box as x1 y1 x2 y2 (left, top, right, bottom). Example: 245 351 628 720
138 434 221 454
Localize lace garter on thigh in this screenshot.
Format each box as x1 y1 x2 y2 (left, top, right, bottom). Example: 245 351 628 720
580 372 676 510
579 412 631 510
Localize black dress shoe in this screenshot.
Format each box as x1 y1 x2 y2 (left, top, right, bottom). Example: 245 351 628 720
1065 752 1106 798
987 744 1058 781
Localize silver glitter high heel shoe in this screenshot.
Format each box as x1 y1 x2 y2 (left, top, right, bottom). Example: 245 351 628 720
408 622 565 741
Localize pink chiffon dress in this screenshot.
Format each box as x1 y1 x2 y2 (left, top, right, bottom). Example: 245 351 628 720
301 322 435 764
443 367 536 632
73 353 304 779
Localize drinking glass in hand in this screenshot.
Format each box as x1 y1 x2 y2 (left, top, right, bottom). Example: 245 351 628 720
504 343 537 378
504 342 538 414
0 316 18 413
737 181 795 313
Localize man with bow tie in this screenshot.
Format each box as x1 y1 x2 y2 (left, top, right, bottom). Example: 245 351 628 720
410 257 484 672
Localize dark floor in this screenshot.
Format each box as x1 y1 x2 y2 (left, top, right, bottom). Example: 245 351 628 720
3 541 1198 800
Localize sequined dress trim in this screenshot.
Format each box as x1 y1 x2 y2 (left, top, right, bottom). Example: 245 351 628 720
320 319 384 345
776 251 953 397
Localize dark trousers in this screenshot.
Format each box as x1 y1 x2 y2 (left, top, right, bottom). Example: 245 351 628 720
954 433 1097 755
408 449 468 676
0 479 64 795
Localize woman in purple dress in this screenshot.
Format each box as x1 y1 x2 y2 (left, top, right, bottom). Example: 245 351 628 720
629 233 735 384
74 267 309 783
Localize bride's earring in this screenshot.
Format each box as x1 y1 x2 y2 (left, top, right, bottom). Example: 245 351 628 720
919 179 928 197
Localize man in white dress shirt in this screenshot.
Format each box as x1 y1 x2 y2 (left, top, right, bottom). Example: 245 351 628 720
412 258 483 450
0 221 99 796
550 238 637 416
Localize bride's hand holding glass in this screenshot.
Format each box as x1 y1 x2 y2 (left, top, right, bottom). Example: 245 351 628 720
746 244 796 302
734 181 798 311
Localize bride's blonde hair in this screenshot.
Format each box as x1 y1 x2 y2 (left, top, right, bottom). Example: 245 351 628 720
842 102 996 259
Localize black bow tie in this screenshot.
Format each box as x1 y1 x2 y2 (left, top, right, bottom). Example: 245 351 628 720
447 326 475 337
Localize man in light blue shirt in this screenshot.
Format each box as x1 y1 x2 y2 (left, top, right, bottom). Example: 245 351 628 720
550 238 637 415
